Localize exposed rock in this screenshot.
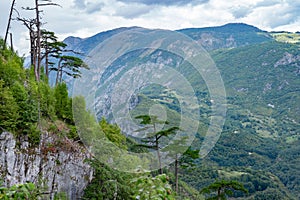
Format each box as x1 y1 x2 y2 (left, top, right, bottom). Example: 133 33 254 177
263 83 272 93
274 52 300 67
0 131 93 199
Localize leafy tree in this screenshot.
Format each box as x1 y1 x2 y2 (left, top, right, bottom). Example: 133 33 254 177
11 81 38 136
37 80 56 118
40 30 88 83
0 40 41 144
40 29 66 79
200 179 248 200
82 159 133 200
135 115 179 174
18 0 60 81
163 136 199 193
253 188 285 200
54 83 73 123
0 39 25 86
52 55 89 85
0 40 25 132
130 173 175 200
72 96 98 145
0 182 40 200
174 147 200 196
0 80 19 131
99 118 127 150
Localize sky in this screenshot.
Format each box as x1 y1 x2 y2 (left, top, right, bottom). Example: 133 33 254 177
1 0 300 55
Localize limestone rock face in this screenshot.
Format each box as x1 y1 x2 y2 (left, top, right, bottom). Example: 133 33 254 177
0 132 93 199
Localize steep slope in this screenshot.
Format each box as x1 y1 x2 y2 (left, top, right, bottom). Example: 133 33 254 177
178 40 300 199
213 41 300 124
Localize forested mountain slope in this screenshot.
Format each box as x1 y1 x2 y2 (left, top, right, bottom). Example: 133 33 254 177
62 23 299 199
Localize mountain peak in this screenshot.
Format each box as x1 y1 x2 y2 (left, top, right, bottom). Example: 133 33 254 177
178 23 263 32
219 23 263 32
63 36 83 48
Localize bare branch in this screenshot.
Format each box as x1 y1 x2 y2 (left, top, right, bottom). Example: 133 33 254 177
22 6 36 10
4 0 16 47
38 3 61 7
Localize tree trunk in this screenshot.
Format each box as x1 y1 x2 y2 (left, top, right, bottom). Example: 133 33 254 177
175 154 179 193
60 69 63 83
4 0 16 49
30 30 35 66
153 123 163 174
155 135 163 174
45 50 49 80
217 187 221 200
9 33 13 51
56 58 62 86
35 0 41 81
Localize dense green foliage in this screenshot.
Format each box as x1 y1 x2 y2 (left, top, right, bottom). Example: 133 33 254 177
1 39 39 144
0 39 79 145
82 158 177 200
200 179 248 200
99 118 127 150
0 181 40 200
82 159 133 200
54 82 73 123
131 173 175 200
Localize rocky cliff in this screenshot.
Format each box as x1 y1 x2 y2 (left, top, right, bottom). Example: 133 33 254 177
0 131 93 199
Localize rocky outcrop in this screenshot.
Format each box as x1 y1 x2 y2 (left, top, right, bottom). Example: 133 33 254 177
274 52 300 68
0 131 93 199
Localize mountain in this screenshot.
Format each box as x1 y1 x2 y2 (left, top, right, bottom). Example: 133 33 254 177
178 23 273 50
64 23 273 53
63 26 141 55
64 23 299 199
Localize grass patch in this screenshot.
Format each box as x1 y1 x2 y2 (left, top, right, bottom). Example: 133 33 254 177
271 32 300 44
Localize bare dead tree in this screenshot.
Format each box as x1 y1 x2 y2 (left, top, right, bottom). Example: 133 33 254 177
9 33 14 51
4 0 16 50
35 0 41 81
20 0 60 81
35 0 60 81
17 17 37 67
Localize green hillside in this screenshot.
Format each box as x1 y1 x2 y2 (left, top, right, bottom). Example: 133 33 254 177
93 37 300 198
271 32 300 44
104 39 299 198
179 41 300 199
75 26 299 198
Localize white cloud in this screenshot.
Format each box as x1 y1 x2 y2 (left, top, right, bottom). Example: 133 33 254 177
114 2 153 19
116 0 209 6
242 1 300 31
1 0 299 55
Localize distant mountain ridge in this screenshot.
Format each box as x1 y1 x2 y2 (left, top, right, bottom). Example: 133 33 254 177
63 23 273 52
64 26 142 54
177 23 272 50
179 23 263 33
